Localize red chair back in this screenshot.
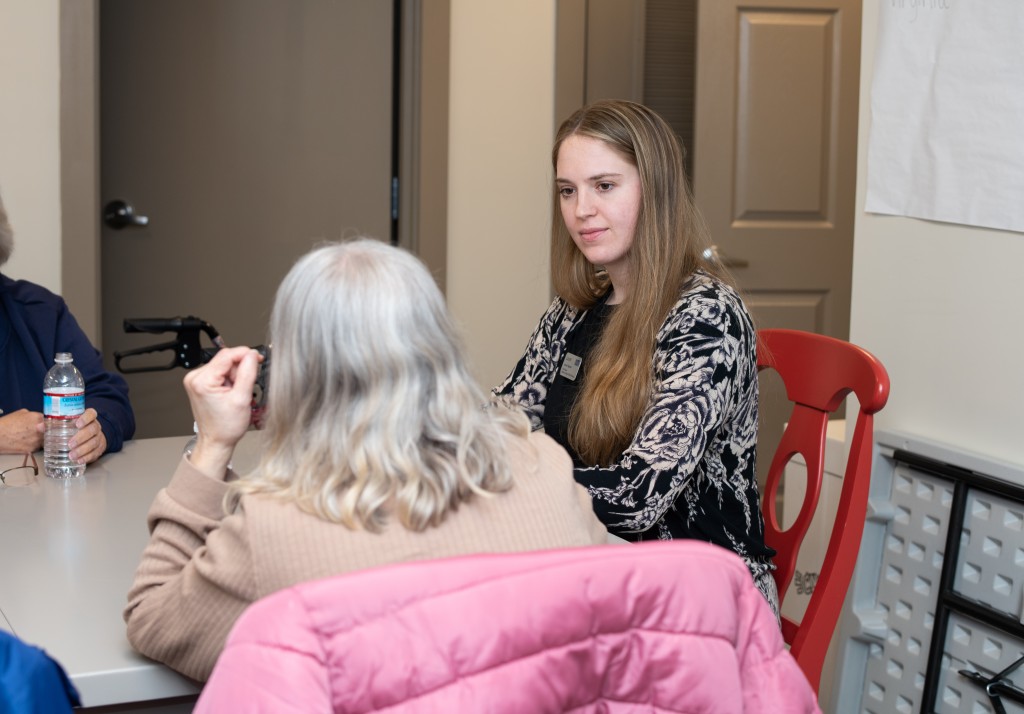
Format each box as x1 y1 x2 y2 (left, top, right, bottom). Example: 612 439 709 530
757 328 890 694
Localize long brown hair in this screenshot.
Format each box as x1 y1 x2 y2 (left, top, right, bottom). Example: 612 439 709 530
552 100 724 465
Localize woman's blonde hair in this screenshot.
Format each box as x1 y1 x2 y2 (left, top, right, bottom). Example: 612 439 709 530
230 239 528 532
552 100 725 465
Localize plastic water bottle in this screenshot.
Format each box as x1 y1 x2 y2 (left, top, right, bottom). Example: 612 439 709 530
182 422 233 469
43 352 87 478
183 421 198 457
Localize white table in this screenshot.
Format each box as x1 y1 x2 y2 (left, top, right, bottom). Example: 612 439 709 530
0 434 262 713
1 433 620 711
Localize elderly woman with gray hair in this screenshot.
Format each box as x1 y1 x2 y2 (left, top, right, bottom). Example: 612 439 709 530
0 189 134 459
124 239 606 682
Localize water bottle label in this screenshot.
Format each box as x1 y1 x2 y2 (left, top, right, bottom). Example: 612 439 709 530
43 391 85 418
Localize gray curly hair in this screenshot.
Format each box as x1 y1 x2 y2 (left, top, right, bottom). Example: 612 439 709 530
228 238 529 532
0 189 12 266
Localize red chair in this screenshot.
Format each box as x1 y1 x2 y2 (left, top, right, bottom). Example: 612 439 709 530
757 328 890 694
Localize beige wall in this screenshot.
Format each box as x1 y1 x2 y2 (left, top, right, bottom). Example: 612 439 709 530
9 1 1021 469
5 0 555 390
0 0 62 292
850 2 1024 470
446 0 556 388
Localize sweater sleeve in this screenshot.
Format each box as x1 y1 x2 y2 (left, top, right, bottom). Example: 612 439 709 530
124 457 258 682
492 297 575 430
574 290 753 537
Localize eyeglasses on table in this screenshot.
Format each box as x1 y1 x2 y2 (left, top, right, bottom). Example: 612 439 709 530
0 453 39 487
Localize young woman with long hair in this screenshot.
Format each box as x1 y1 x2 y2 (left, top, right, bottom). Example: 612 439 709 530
495 100 777 614
125 239 606 682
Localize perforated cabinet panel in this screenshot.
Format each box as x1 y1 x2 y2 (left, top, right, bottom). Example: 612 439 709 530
955 491 1024 620
861 465 953 714
831 432 1024 714
935 615 1024 714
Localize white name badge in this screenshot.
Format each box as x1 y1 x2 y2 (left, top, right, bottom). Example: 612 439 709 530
559 353 582 381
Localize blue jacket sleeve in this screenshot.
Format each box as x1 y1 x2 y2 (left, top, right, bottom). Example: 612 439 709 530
52 301 136 453
3 276 136 453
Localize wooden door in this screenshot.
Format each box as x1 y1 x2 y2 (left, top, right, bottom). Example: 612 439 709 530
693 0 862 485
100 0 394 438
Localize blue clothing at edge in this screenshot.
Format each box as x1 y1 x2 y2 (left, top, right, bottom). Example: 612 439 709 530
0 631 80 713
0 274 135 453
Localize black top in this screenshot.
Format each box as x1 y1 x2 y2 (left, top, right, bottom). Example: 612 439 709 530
542 299 615 467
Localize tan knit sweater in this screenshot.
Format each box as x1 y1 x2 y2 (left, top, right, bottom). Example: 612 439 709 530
123 430 607 682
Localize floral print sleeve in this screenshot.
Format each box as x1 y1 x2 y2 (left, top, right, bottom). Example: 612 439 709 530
578 278 758 536
578 275 773 600
493 297 582 431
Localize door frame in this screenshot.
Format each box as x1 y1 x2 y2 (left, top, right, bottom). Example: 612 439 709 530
59 0 450 347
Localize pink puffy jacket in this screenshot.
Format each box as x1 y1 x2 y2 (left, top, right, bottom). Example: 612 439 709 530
196 541 820 713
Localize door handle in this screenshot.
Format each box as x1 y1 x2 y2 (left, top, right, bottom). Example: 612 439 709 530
103 200 150 230
702 244 749 270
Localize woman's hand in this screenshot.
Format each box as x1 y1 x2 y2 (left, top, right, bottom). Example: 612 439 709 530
183 346 262 479
0 410 44 454
68 408 108 464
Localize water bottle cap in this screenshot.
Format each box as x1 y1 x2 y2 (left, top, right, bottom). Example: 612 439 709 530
54 352 73 364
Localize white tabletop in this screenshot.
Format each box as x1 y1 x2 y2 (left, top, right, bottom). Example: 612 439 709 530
0 434 262 708
1 432 617 708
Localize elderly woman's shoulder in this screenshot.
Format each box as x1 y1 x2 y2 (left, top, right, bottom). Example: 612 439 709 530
502 428 574 481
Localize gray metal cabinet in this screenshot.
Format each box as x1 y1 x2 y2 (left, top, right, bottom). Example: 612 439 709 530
831 430 1024 714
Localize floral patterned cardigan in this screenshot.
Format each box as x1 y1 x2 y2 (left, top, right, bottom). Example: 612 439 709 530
494 271 777 605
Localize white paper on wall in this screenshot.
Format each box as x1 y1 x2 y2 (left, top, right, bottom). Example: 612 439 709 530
865 1 1024 234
